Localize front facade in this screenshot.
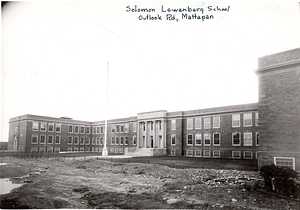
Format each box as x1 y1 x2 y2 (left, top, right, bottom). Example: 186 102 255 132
8 104 259 160
7 48 300 171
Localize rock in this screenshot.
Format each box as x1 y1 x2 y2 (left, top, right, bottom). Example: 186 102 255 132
167 198 180 204
231 198 237 202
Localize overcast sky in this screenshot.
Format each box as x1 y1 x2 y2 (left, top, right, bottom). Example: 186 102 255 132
1 1 300 142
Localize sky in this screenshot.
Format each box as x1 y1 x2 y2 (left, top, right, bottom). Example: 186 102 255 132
1 1 300 142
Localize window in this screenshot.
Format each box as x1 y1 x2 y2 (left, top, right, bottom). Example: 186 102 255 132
195 150 201 157
80 147 84 152
68 136 73 144
74 136 79 145
54 147 60 153
187 118 193 130
48 135 53 144
116 125 119 133
204 117 211 129
55 135 61 144
195 134 201 145
204 133 211 146
80 126 85 134
171 119 176 130
67 147 73 152
32 134 38 144
111 125 115 133
85 147 90 152
133 136 136 145
142 123 146 131
96 126 99 134
203 150 211 157
100 137 103 145
158 121 162 130
40 147 46 153
186 150 193 157
244 132 252 146
244 151 252 159
232 133 241 146
32 121 39 131
31 147 38 152
100 126 103 134
171 134 176 145
40 122 47 132
111 137 115 145
213 150 220 158
120 136 124 145
133 122 137 132
48 123 54 132
75 126 79 134
47 147 53 153
213 116 220 128
232 114 240 127
116 137 119 145
125 136 128 145
274 157 295 170
114 148 118 153
120 124 124 133
69 125 73 133
171 149 176 156
86 126 90 134
195 117 201 129
243 113 252 127
256 132 259 146
96 137 99 145
40 135 46 144
232 151 241 159
55 124 61 133
150 122 154 130
255 112 259 126
80 137 84 145
86 137 90 145
187 134 193 145
74 147 78 152
119 148 123 153
92 137 96 145
213 133 220 146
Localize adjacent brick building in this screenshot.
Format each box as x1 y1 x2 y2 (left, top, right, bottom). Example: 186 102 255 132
255 48 300 171
7 48 300 171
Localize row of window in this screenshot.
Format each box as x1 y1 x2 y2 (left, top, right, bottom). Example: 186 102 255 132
180 149 256 159
31 146 60 153
32 121 62 132
32 113 258 134
31 134 61 144
170 112 258 130
32 121 138 134
170 132 259 146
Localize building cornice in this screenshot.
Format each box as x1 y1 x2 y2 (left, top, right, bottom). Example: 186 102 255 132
254 59 300 75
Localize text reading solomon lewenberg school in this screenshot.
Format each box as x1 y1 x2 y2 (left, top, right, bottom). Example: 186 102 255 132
126 5 230 21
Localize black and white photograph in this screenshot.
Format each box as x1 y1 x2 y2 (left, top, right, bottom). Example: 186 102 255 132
1 1 300 209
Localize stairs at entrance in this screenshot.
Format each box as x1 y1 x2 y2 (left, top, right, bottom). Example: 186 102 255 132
124 147 166 157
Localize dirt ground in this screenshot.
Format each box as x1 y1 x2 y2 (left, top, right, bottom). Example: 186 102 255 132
0 156 299 209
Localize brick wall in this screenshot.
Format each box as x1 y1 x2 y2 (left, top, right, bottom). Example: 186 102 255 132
257 48 300 171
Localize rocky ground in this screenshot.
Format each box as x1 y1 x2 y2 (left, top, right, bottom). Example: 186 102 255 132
0 156 299 209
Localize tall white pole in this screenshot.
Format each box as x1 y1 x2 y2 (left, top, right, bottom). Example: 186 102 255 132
102 62 109 156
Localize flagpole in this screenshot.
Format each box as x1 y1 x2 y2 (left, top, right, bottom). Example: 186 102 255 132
102 62 109 156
